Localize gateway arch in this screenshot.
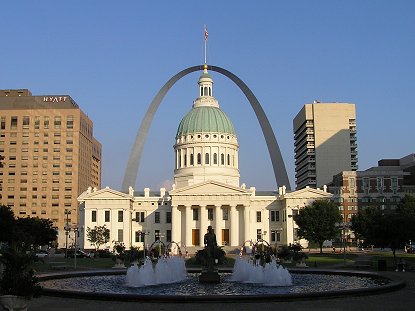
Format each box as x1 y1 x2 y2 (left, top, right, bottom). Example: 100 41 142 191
121 65 291 192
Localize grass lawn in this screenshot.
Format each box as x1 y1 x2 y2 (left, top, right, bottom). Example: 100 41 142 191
33 256 115 273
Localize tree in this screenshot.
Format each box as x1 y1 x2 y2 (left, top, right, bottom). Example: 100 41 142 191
86 225 110 251
0 205 15 244
0 206 57 250
351 195 415 265
294 200 342 254
14 217 57 250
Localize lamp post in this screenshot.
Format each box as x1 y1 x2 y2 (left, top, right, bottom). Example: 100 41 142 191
137 231 149 263
64 209 72 259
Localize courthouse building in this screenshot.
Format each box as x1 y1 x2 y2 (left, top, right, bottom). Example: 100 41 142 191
79 68 331 251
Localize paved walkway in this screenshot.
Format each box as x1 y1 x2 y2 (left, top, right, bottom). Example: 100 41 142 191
27 269 414 311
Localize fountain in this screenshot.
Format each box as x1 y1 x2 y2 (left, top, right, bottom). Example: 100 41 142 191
230 256 292 286
125 256 187 287
38 237 403 301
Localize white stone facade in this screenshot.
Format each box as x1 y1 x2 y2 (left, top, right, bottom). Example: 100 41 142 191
78 184 331 251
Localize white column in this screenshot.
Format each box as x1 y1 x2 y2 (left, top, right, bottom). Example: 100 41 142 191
243 205 250 242
215 205 221 245
200 206 207 246
185 206 193 246
171 206 180 243
230 205 239 247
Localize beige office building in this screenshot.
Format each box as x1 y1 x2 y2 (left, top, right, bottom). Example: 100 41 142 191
0 89 101 247
293 102 357 190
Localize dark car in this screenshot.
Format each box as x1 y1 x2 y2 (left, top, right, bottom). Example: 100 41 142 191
406 243 415 254
66 249 91 258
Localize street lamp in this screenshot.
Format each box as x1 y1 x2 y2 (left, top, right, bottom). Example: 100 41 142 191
137 231 149 263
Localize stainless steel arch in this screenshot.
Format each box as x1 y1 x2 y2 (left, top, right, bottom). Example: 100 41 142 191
121 65 291 192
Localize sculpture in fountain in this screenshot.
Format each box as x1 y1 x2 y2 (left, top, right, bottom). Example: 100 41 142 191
198 226 221 283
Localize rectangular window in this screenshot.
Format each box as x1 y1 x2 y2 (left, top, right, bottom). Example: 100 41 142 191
23 116 30 129
91 210 97 222
105 211 110 222
34 116 40 129
271 230 276 242
118 210 123 222
44 116 49 129
135 211 145 223
193 208 199 221
166 211 172 224
135 231 144 243
166 230 172 243
271 210 280 222
207 208 214 221
222 207 229 220
155 211 160 223
11 116 18 129
117 229 123 242
54 116 61 129
0 117 5 129
256 229 262 241
256 211 262 222
67 116 74 129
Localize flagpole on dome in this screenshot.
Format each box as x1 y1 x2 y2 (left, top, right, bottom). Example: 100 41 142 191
204 25 208 67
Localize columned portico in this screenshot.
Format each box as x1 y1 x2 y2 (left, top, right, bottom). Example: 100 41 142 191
230 205 239 246
171 205 181 243
185 206 193 247
243 205 250 242
200 205 207 246
215 205 221 244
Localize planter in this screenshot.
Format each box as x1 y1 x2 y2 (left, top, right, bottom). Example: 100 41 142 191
0 295 28 311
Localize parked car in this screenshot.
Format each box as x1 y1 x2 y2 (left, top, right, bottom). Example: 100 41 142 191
66 249 91 258
35 249 49 258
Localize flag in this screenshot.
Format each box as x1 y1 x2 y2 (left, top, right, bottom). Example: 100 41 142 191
204 27 208 41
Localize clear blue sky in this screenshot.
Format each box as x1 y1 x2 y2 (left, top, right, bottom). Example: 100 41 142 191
1 1 414 191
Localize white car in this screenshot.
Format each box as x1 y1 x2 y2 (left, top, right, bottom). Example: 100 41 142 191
35 250 49 258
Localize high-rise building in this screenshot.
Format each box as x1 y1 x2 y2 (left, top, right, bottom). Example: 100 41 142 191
293 102 358 190
0 89 101 247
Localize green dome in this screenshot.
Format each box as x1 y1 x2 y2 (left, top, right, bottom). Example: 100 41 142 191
176 106 235 138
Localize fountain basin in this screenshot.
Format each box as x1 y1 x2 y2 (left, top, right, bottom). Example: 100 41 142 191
38 268 404 302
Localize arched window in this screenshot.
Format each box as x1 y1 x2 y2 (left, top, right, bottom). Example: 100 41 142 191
184 153 187 166
197 153 201 165
227 154 230 166
200 87 203 97
204 86 208 96
190 154 194 166
221 153 225 165
213 153 218 164
209 87 212 96
178 153 181 168
205 153 209 164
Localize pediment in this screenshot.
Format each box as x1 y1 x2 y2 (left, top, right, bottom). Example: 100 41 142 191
170 180 249 196
283 187 333 199
78 187 131 201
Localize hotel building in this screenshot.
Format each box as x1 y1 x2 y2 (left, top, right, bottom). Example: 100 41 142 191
0 89 102 247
